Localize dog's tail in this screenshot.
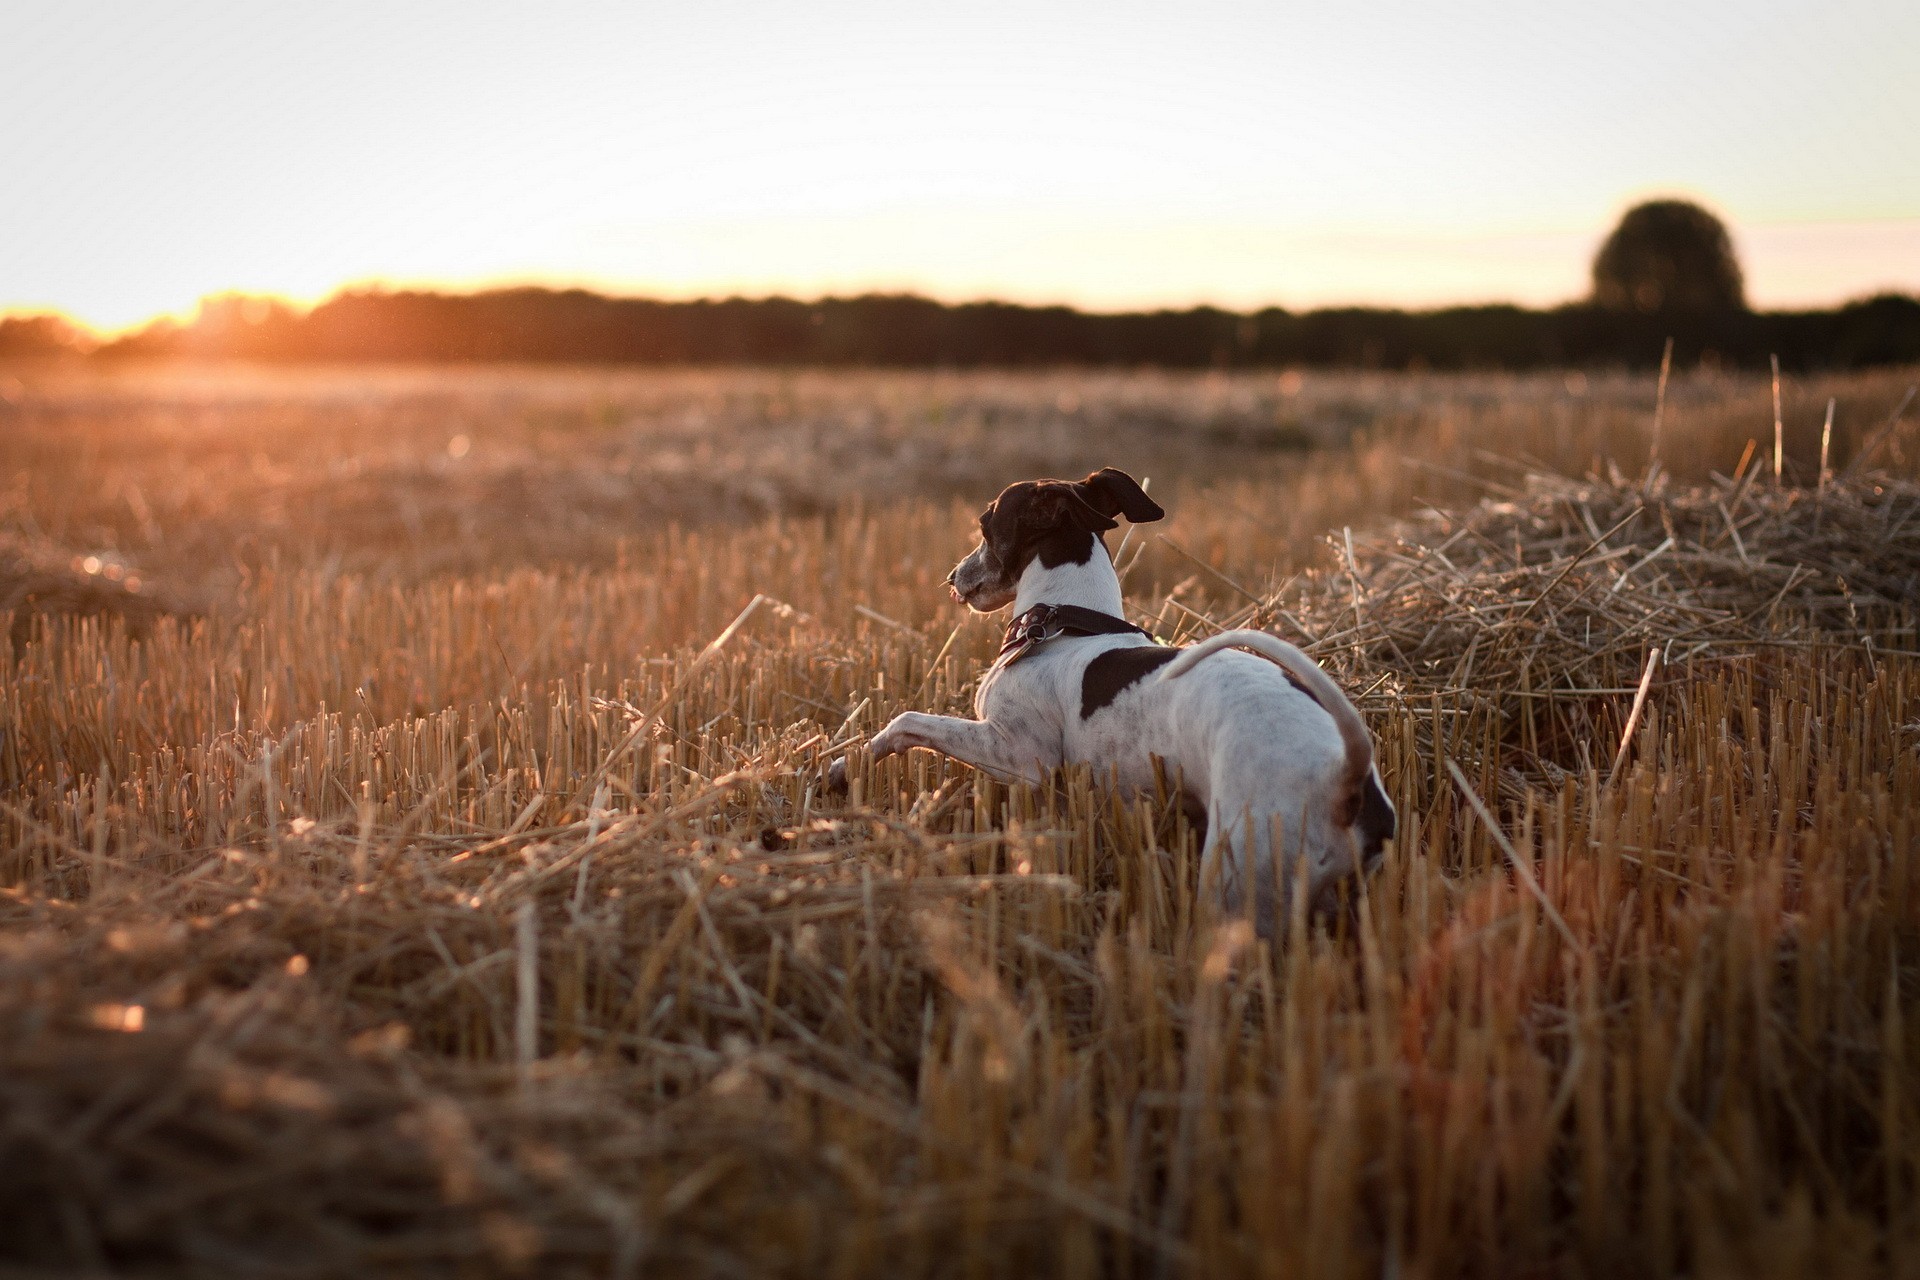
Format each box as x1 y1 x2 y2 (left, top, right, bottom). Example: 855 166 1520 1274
1159 630 1374 812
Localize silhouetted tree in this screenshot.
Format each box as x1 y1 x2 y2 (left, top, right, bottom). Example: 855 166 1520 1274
0 314 93 357
1591 200 1746 315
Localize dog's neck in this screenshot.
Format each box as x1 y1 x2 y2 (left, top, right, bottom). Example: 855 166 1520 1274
1011 537 1125 617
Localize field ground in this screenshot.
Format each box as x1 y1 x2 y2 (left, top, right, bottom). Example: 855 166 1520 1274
3 362 1919 1277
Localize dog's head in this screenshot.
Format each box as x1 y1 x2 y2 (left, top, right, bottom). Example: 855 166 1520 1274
948 468 1164 611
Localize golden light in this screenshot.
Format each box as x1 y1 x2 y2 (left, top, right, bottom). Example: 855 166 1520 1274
2 4 1915 329
90 1004 146 1033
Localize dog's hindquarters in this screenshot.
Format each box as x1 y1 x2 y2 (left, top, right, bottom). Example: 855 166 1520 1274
1197 729 1346 937
1163 632 1390 935
1160 631 1373 803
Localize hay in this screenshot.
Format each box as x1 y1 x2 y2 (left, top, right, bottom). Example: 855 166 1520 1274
4 367 1919 1277
0 836 993 1277
1 534 198 652
1271 465 1920 788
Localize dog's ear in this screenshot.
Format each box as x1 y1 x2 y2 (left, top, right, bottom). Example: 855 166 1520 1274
1078 468 1164 524
1049 482 1121 534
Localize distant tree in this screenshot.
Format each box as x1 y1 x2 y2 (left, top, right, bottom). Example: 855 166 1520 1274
1591 200 1746 315
0 313 93 357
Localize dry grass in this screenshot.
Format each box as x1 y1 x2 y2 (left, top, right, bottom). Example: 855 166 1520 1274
2 362 1919 1278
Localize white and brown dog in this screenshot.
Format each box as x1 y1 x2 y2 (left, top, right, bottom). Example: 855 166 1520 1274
842 467 1393 932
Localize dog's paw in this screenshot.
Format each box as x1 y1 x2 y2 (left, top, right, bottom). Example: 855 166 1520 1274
866 727 906 761
865 713 923 765
822 757 850 795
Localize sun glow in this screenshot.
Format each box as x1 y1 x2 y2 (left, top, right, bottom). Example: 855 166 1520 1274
5 1 1917 333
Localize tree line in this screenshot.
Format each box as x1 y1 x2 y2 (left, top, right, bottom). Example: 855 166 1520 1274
4 202 1914 370
0 288 1902 370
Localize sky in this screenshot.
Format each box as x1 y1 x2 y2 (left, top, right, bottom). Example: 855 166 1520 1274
4 0 1917 333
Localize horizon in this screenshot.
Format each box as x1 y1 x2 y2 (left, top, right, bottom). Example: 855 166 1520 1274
7 2 1919 334
18 246 1920 350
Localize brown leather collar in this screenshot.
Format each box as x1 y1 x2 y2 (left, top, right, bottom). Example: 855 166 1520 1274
996 603 1152 667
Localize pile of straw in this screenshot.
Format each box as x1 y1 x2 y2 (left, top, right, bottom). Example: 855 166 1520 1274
0 878 948 1275
1269 465 1920 786
0 759 1111 1274
1 534 196 650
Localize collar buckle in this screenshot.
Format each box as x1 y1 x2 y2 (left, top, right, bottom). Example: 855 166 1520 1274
1015 604 1061 648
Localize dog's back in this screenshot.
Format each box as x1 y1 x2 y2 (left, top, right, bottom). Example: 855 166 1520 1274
992 634 1347 808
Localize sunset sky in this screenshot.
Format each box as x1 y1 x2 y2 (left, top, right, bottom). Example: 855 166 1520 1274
5 1 1917 333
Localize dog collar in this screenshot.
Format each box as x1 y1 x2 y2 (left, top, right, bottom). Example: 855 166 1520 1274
996 603 1152 667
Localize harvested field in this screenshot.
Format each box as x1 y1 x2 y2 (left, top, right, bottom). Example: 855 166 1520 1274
2 362 1919 1277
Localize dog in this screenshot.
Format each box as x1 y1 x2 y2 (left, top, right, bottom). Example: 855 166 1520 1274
838 467 1394 933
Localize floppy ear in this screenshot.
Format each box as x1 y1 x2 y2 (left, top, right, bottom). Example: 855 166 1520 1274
1079 468 1164 524
1052 483 1120 534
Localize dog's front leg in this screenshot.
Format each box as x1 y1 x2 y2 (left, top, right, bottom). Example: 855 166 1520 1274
867 712 1053 786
